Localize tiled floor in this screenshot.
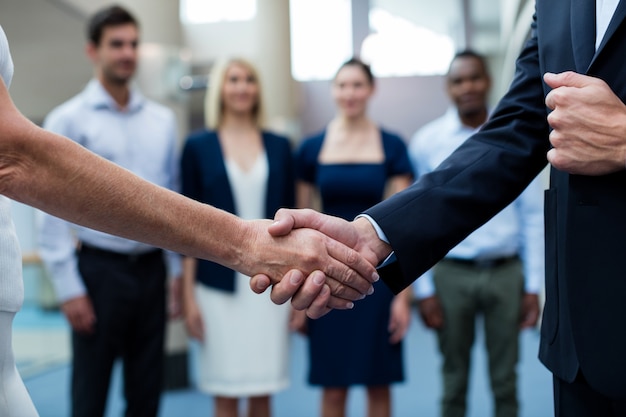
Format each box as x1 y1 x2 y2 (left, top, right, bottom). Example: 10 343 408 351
15 304 554 417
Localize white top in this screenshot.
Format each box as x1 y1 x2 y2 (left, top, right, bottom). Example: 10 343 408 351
409 107 546 298
37 79 181 302
195 152 290 396
0 26 22 313
225 153 268 221
0 196 23 313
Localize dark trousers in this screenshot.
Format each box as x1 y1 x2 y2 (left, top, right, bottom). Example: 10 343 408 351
72 246 166 417
554 372 626 417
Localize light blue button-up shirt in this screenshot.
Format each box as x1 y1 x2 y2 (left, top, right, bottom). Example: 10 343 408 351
38 79 181 302
409 107 545 298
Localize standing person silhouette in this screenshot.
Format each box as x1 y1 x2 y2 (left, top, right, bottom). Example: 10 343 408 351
291 58 413 417
181 58 294 417
410 50 544 417
38 6 183 416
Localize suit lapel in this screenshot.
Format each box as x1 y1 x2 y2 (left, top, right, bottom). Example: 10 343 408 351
590 0 626 68
570 0 596 72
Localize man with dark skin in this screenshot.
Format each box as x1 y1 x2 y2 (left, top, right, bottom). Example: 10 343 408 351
409 50 543 417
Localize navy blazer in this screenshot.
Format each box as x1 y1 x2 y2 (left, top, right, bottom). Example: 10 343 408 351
181 129 295 293
367 0 626 399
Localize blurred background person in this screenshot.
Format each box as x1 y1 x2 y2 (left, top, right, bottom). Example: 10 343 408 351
291 57 413 417
180 58 295 417
37 6 182 417
409 50 544 417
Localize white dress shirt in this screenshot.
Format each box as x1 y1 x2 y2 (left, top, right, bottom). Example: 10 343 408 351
409 108 545 299
38 79 181 302
597 0 620 49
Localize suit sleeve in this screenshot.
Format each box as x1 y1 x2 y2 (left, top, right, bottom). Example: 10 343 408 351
367 13 550 293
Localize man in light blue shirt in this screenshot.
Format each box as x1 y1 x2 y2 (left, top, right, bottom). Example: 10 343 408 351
38 6 181 417
409 50 545 417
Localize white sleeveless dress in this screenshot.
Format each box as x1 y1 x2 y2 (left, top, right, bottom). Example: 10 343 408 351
194 153 290 396
0 25 40 417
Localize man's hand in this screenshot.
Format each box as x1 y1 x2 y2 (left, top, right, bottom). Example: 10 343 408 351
242 216 379 304
61 295 96 334
251 270 336 319
544 71 626 175
249 209 391 318
417 296 444 329
267 209 392 266
519 292 540 329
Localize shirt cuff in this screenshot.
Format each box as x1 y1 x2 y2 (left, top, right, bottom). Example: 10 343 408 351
47 261 87 302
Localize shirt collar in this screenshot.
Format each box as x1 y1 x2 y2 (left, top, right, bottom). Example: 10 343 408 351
84 78 145 113
443 106 489 135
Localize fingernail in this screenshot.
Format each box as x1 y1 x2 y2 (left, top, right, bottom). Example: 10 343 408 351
372 272 380 282
313 273 325 285
368 286 375 295
346 302 354 309
290 273 302 285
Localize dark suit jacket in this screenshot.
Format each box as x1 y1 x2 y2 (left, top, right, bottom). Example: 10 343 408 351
366 0 626 399
180 129 295 292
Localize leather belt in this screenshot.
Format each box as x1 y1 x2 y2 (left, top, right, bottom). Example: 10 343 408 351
78 243 162 264
443 255 519 269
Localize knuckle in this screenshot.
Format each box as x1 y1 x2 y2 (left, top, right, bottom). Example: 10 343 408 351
341 266 356 285
331 282 347 298
344 248 359 266
324 263 336 280
547 111 562 129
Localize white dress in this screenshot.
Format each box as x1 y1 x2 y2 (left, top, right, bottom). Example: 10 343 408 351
0 25 40 417
195 152 290 397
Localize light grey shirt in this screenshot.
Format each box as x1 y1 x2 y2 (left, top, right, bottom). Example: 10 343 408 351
38 79 181 302
409 108 545 298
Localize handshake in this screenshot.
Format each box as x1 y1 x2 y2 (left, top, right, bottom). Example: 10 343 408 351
241 208 393 319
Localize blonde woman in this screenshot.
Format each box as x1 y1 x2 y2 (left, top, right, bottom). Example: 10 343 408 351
180 58 294 417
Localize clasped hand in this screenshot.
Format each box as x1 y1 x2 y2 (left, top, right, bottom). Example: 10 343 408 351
249 208 392 319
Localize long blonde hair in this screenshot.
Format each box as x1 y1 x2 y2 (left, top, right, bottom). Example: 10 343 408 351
204 58 266 130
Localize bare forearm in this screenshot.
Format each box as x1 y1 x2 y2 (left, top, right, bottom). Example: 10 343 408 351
0 110 246 269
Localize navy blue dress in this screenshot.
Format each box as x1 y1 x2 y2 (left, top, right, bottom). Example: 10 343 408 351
296 128 413 386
